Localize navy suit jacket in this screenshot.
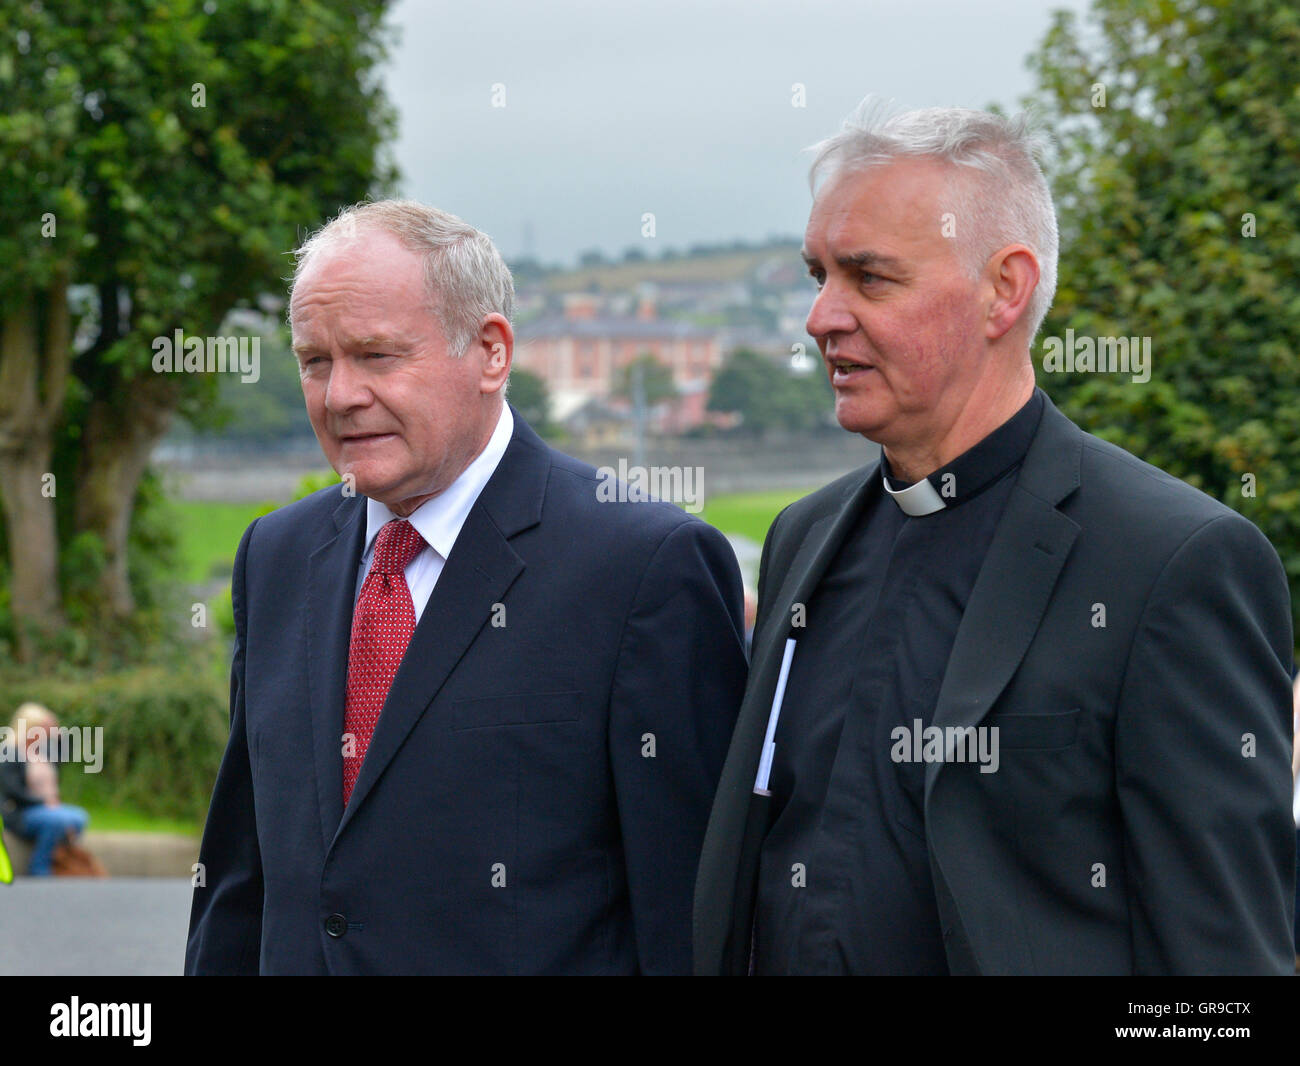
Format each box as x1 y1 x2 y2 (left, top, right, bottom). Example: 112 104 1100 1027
186 408 747 974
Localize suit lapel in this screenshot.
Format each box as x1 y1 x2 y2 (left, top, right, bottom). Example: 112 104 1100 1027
925 398 1084 802
922 397 1085 973
306 494 367 851
926 491 1078 746
334 410 549 839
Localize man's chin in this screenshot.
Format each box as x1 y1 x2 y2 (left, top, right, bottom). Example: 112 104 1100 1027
335 467 436 513
833 399 890 442
329 460 391 501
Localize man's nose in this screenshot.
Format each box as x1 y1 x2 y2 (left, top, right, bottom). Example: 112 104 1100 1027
805 282 857 342
324 356 372 413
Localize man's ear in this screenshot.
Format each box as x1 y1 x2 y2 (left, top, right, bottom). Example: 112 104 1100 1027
474 313 514 395
984 245 1039 341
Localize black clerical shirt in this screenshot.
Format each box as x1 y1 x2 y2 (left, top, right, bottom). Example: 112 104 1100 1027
754 388 1046 975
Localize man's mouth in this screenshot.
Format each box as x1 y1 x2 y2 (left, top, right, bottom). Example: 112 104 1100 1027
338 432 397 445
828 359 875 384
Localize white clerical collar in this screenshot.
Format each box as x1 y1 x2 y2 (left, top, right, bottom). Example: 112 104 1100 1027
363 404 514 560
881 471 947 517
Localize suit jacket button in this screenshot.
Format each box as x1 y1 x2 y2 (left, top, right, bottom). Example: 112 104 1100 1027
324 913 348 938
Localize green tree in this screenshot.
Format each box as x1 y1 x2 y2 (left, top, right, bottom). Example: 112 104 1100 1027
1024 0 1300 635
506 367 553 436
0 0 396 657
175 325 315 444
708 347 830 434
614 352 678 407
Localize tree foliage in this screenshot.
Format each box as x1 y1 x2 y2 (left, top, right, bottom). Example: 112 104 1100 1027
506 367 553 436
708 348 831 434
1024 0 1300 635
613 352 678 408
0 0 396 659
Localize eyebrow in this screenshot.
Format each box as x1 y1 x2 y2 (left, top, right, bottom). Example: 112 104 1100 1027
801 249 907 273
355 335 414 350
290 335 414 356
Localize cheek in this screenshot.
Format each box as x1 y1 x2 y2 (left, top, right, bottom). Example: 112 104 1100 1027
300 380 325 420
900 293 976 383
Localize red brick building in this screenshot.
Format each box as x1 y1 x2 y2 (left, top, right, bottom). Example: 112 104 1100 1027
514 293 725 431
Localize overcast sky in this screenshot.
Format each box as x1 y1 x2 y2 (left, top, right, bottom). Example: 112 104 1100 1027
383 0 1090 266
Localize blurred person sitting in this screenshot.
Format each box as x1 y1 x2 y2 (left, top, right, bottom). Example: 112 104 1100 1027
0 703 90 876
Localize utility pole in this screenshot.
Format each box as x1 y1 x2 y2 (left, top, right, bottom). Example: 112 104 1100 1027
631 359 647 470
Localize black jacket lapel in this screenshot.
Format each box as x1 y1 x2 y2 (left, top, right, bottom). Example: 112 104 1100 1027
924 396 1084 974
926 397 1084 781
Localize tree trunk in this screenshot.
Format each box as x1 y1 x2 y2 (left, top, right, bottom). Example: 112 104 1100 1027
0 277 70 659
75 375 178 619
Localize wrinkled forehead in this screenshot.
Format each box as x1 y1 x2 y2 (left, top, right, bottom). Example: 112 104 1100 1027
293 228 423 297
806 157 971 255
290 230 429 326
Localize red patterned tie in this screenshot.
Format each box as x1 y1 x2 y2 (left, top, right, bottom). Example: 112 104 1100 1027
342 519 426 806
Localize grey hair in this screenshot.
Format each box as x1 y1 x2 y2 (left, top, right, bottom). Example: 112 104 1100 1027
808 99 1059 342
289 199 515 357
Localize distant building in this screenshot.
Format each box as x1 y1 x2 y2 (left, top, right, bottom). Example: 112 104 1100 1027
514 289 728 432
560 396 632 449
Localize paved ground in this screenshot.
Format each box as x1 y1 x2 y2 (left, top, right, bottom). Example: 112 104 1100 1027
0 878 194 975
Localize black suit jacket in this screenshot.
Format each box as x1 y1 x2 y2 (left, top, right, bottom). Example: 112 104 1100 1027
186 408 747 974
695 394 1296 975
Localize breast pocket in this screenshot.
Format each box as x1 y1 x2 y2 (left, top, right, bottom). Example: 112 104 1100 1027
986 707 1081 750
450 691 583 731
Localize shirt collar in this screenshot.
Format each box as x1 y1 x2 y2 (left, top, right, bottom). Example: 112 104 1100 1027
880 388 1044 517
881 475 947 517
363 404 514 560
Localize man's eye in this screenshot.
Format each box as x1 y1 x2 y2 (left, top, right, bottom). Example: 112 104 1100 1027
860 271 881 285
365 351 391 360
809 272 825 289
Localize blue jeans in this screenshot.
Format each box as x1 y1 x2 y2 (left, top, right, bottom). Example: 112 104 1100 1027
13 804 89 876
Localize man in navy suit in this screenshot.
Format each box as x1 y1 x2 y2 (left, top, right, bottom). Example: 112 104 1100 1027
185 200 747 975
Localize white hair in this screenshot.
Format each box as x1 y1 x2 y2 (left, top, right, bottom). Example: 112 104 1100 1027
289 199 515 357
808 99 1059 342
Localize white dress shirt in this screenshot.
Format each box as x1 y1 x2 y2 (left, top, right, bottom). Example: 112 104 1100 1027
354 404 514 624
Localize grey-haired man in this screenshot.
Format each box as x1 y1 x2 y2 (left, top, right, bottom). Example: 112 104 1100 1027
187 201 747 974
694 104 1295 976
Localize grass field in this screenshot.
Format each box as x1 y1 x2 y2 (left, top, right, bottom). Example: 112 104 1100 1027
174 487 816 585
82 805 201 837
699 488 814 545
539 244 799 294
173 499 276 582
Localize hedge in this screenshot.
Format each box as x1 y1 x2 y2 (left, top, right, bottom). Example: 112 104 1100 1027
4 665 229 823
